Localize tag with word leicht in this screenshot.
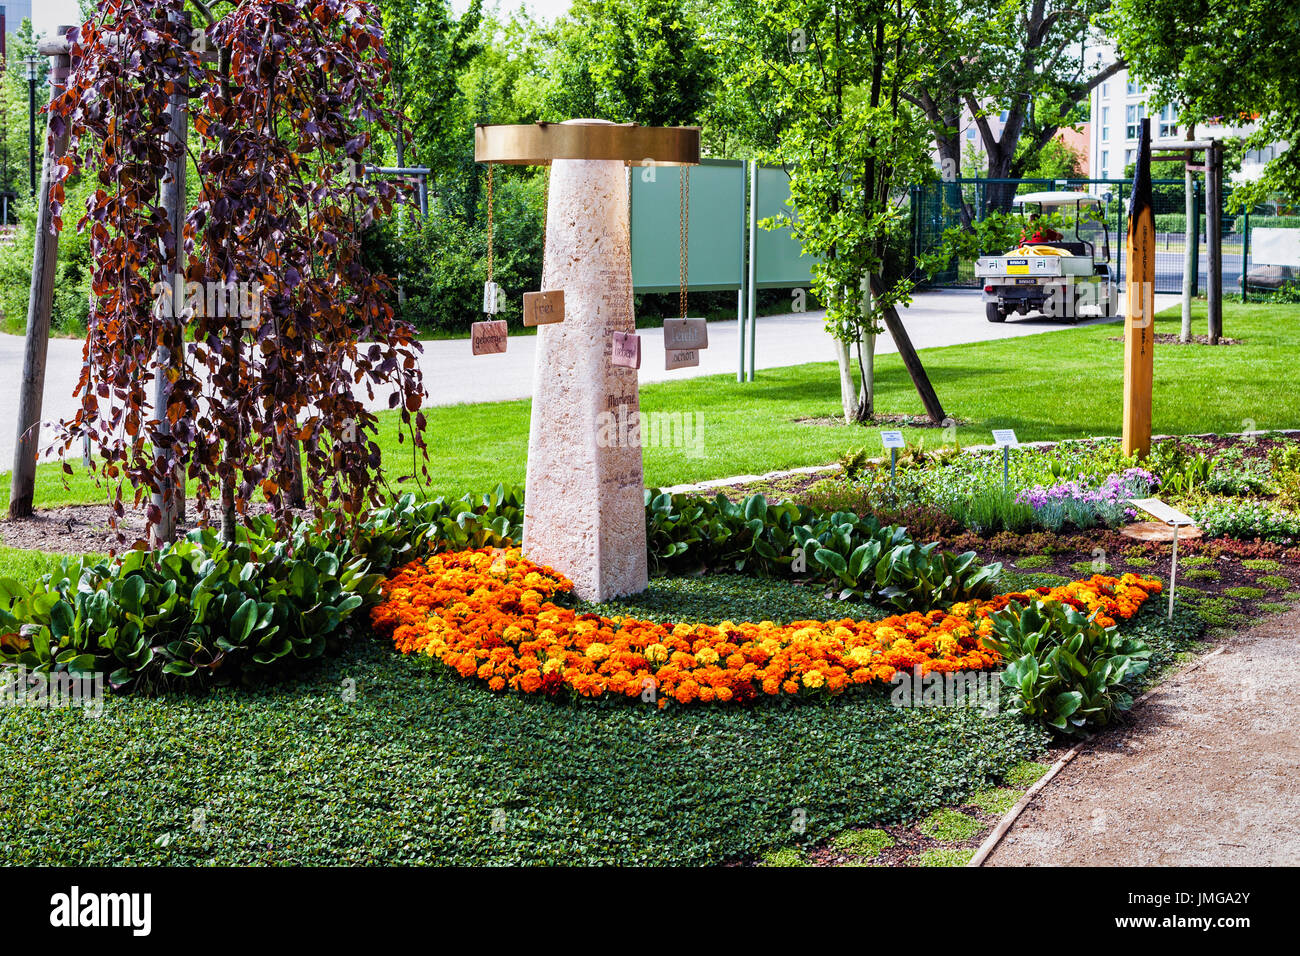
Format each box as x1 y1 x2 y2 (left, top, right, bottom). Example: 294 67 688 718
663 317 709 351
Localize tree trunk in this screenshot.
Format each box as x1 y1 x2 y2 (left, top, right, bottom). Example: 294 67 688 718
857 276 875 420
1206 140 1223 344
150 9 190 546
834 338 857 424
858 331 876 421
8 29 71 519
872 276 946 422
281 430 306 509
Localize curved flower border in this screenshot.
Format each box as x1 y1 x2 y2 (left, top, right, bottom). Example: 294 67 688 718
370 548 1162 707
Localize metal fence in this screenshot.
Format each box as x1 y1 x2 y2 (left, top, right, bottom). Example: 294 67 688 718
912 177 1286 298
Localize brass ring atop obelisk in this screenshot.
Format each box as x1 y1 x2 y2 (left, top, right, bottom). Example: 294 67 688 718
474 121 700 166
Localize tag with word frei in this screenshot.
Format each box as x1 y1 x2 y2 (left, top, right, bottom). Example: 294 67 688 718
611 331 641 369
523 290 565 327
664 317 708 370
991 428 1019 447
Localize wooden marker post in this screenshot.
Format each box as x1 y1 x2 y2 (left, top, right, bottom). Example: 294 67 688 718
8 27 73 519
1122 118 1156 459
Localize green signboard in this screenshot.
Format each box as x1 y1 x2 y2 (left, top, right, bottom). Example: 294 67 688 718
630 159 746 292
752 164 817 289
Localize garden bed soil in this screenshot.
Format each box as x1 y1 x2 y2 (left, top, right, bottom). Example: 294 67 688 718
0 503 312 554
984 606 1300 866
795 413 967 429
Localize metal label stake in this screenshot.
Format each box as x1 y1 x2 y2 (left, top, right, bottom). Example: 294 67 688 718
1129 497 1196 621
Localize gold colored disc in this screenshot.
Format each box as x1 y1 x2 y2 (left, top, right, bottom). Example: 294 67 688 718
475 122 701 166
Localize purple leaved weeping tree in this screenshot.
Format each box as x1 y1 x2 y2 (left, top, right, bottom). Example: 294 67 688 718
47 0 427 545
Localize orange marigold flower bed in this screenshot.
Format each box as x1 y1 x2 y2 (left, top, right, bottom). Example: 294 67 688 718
370 548 1162 707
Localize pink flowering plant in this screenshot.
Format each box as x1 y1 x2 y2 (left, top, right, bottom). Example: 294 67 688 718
1015 468 1161 531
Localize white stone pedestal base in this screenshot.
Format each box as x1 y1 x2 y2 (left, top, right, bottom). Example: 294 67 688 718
522 121 649 601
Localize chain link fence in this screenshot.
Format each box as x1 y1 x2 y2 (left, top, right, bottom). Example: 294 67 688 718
911 178 1289 298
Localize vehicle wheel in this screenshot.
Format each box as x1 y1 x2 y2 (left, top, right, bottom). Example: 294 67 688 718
985 302 1006 323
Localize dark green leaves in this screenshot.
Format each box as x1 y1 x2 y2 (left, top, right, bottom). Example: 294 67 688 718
644 488 1001 612
983 599 1153 736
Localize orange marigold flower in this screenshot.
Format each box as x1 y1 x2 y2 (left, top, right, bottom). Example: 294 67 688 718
368 548 1159 709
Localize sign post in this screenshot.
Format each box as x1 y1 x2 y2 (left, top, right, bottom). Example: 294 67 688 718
1128 497 1195 621
992 429 1019 493
1122 119 1156 459
881 430 905 485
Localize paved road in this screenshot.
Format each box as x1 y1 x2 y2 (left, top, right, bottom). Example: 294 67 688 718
0 289 1178 467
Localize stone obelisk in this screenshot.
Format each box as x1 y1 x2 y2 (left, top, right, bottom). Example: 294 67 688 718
523 120 647 600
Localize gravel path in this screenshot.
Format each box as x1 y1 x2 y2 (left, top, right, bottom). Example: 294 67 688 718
987 607 1300 866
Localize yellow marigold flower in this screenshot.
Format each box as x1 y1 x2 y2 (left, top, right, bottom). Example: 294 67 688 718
644 643 668 664
802 670 825 689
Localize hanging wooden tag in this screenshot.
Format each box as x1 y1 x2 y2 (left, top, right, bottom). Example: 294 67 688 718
665 347 699 370
523 290 565 327
471 320 508 355
663 317 709 351
612 331 641 369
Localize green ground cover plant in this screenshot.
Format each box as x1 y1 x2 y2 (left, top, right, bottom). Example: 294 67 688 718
0 618 1047 865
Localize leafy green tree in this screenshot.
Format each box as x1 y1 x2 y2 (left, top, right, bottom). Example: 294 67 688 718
719 0 939 423
1108 0 1300 206
377 0 483 173
542 0 713 125
1017 134 1085 181
907 0 1124 216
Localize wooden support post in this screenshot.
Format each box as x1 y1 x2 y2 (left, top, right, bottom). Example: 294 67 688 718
8 26 72 520
1123 119 1155 459
1206 139 1224 344
871 275 947 424
151 10 190 546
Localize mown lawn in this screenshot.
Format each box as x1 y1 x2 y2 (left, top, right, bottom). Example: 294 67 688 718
3 300 1296 513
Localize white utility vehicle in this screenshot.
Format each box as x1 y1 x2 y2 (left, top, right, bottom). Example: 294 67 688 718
975 191 1117 323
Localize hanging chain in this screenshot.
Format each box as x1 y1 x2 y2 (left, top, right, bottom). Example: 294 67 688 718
542 163 550 268
486 164 495 287
678 166 689 320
